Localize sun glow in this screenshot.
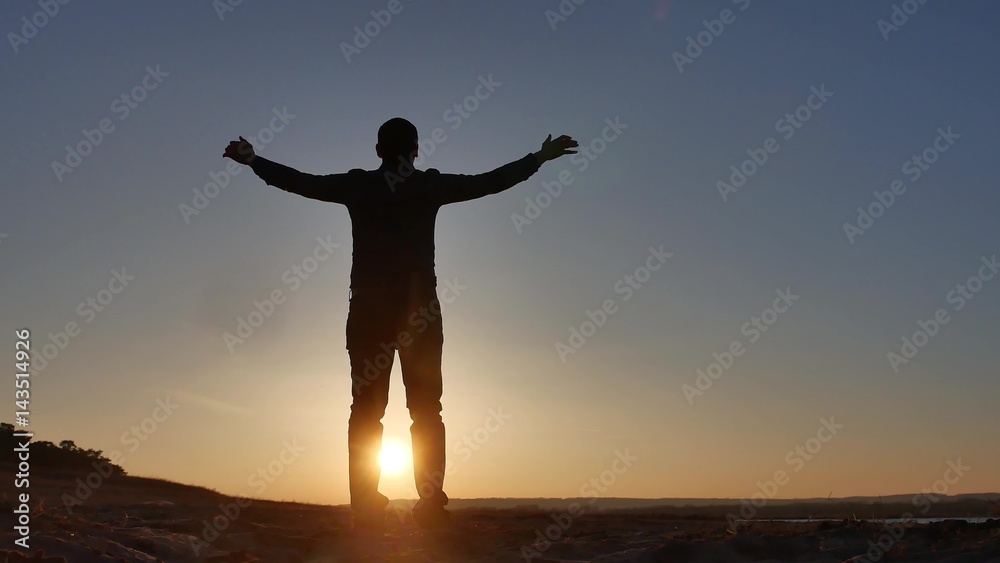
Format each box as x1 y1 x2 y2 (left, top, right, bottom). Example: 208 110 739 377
379 440 410 476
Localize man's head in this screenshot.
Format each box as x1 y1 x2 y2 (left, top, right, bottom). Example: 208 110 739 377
376 117 418 168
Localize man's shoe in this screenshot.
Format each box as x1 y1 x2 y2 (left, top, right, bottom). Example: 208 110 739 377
412 503 451 529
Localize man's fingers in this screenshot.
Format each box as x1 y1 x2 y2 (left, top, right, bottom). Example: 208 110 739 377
557 135 578 149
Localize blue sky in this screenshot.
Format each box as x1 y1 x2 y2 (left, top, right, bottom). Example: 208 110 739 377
2 1 998 504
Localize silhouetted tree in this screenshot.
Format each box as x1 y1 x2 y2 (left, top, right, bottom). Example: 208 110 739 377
1 422 125 476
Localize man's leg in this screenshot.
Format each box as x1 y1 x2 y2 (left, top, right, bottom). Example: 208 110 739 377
346 292 396 524
398 288 448 516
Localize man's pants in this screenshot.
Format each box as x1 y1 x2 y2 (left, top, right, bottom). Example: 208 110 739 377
346 277 448 518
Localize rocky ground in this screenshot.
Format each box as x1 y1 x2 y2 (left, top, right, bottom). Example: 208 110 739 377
1 472 998 562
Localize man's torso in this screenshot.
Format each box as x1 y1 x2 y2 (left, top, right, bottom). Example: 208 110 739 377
347 169 440 289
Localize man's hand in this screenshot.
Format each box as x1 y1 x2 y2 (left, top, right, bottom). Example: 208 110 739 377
535 134 578 165
223 136 256 165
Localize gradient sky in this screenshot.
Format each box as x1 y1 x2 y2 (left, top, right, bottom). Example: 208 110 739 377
2 1 998 506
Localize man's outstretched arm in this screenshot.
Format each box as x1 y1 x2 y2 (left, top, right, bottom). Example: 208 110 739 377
223 136 355 204
432 134 578 205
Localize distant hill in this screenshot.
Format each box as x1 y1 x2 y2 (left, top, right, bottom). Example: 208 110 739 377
421 495 999 519
1 422 125 477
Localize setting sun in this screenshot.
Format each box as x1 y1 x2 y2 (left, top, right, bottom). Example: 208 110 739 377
379 440 410 476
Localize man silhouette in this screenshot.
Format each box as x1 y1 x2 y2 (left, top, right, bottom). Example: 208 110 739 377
223 118 577 531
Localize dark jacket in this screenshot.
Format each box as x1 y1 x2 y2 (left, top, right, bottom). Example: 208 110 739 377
250 153 541 288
